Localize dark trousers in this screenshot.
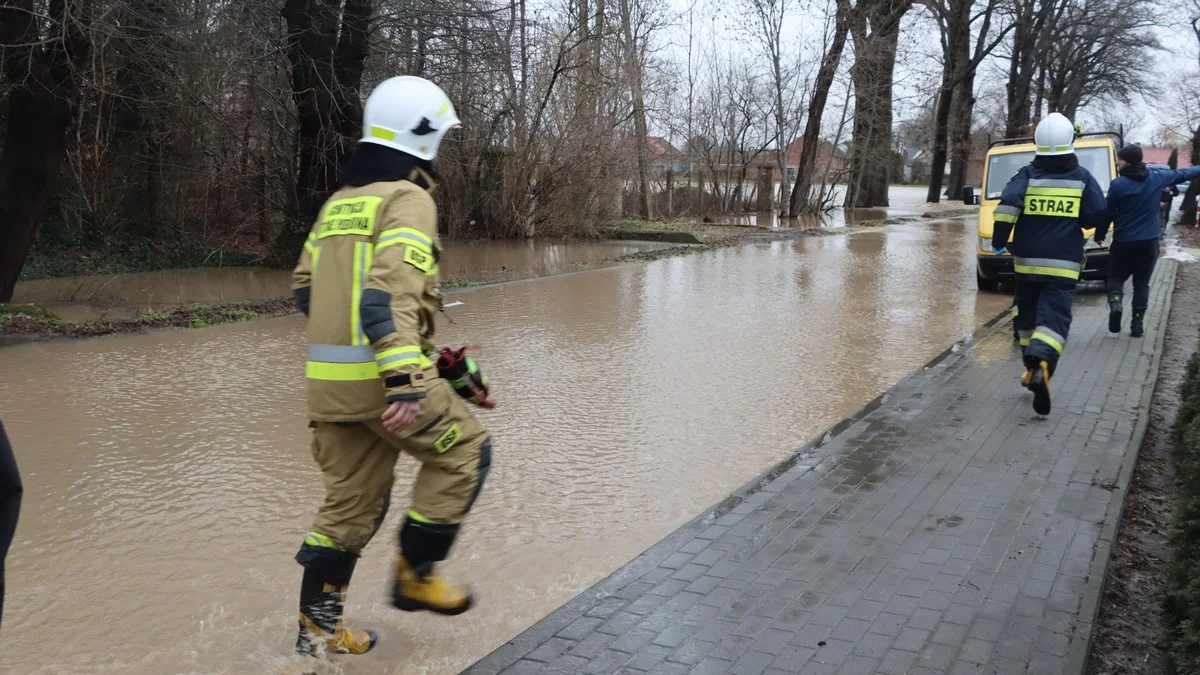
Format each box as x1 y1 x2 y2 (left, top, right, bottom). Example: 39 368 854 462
0 421 21 633
1014 279 1076 376
1107 239 1159 312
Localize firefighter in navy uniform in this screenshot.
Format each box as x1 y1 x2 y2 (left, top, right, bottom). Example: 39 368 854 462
289 75 496 658
990 113 1107 415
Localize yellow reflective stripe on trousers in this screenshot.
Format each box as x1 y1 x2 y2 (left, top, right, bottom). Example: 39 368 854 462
304 531 345 551
376 227 433 253
306 344 378 381
407 508 433 524
1031 327 1065 354
350 241 374 346
376 346 429 371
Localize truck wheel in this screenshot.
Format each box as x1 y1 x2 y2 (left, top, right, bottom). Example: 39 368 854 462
977 270 999 292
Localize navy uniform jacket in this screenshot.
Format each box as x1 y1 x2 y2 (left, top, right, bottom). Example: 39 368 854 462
991 156 1107 282
1096 164 1200 243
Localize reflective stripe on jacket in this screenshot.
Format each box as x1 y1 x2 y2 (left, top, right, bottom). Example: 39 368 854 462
292 177 443 421
991 161 1106 282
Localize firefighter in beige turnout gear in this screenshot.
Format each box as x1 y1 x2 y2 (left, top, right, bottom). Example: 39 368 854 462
290 76 493 657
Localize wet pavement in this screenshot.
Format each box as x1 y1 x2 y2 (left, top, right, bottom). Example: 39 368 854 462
466 262 1177 675
0 218 1011 674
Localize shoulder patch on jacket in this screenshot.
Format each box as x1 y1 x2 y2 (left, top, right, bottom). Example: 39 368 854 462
403 246 434 272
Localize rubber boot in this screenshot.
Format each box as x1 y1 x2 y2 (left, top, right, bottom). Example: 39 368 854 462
1021 360 1052 416
1108 293 1122 334
391 516 473 615
1131 310 1145 338
391 555 474 615
295 546 378 657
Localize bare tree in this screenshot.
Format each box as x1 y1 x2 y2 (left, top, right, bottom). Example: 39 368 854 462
1173 1 1200 225
274 0 372 260
789 0 849 215
618 0 653 218
1035 0 1161 121
0 0 94 302
1003 0 1068 137
844 0 912 208
922 0 1009 202
738 0 799 213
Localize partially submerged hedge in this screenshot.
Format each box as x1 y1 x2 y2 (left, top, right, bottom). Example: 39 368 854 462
1163 342 1200 672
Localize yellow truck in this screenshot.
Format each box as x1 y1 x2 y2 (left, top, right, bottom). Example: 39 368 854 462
970 131 1122 291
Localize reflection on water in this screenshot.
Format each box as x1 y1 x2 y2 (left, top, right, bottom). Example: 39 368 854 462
10 240 672 321
688 185 971 230
0 218 1009 674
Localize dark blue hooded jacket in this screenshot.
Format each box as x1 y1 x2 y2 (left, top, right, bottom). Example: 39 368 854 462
992 153 1107 281
1097 164 1200 243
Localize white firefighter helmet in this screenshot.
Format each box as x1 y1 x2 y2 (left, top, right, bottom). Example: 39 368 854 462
360 76 461 161
1034 112 1076 156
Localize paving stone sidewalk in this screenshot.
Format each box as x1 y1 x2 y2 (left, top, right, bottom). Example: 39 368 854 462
465 262 1178 675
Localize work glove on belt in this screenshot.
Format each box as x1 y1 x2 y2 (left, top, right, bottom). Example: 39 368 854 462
436 346 497 408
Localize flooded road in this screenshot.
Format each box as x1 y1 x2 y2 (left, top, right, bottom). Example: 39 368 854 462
11 240 671 321
1 218 1009 674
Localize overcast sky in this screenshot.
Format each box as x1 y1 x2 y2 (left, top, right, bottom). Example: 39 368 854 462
647 0 1195 147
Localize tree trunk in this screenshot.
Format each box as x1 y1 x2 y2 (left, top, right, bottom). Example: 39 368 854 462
925 80 955 203
946 72 976 198
846 0 907 209
1005 4 1036 138
272 0 372 263
1182 126 1200 226
619 0 652 219
789 2 847 216
0 0 92 302
926 1 970 204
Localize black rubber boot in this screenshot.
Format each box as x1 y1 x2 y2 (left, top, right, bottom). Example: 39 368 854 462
391 517 474 615
1021 361 1052 416
295 545 378 657
1108 293 1122 334
1131 310 1145 338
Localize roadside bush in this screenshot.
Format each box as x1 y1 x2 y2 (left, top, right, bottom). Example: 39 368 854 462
1163 340 1200 672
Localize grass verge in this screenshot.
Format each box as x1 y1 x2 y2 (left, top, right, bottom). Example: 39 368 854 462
0 298 297 343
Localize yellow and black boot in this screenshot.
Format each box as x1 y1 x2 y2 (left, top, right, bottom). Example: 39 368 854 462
391 516 474 615
1021 360 1052 416
295 545 378 657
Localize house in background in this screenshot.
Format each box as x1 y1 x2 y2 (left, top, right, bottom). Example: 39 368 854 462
1141 147 1192 168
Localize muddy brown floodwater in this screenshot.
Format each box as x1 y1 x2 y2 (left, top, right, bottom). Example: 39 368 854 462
1 219 1010 674
11 240 672 321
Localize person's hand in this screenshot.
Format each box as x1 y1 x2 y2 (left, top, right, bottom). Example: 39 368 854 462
382 400 421 434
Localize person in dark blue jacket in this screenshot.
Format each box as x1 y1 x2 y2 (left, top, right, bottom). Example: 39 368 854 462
1095 145 1200 337
992 113 1107 415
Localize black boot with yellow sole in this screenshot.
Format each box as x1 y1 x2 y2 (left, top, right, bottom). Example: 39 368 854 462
391 516 474 615
295 544 378 657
